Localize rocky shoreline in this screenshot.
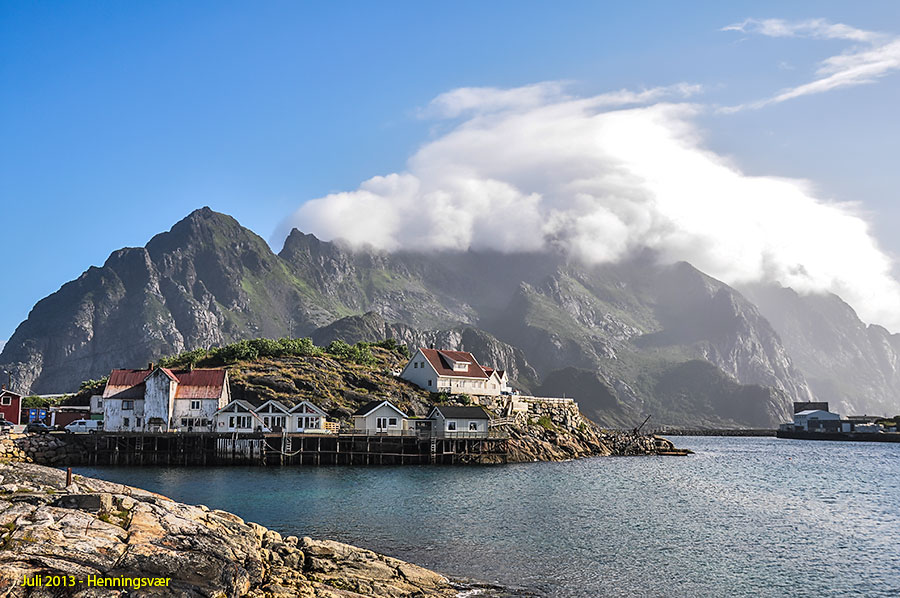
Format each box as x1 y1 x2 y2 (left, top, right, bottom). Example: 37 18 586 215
0 462 478 597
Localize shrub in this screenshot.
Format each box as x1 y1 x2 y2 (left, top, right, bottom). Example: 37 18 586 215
278 337 320 356
537 416 555 431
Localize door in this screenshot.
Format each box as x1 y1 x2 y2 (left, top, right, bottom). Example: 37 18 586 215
376 417 388 432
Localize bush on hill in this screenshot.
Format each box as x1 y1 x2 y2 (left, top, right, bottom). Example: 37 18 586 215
158 337 406 369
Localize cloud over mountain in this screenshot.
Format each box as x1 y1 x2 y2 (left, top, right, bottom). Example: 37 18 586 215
281 83 900 331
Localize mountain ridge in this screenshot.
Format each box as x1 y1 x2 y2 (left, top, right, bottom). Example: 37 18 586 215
2 207 893 425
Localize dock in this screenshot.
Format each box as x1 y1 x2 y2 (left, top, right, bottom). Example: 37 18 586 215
75 431 510 466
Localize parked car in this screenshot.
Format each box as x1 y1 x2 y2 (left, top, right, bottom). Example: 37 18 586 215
24 422 52 434
0 420 14 433
64 419 104 434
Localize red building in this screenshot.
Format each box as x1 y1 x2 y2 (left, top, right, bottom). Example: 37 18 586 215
0 388 22 425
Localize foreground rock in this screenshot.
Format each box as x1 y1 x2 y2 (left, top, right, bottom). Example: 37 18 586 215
0 463 457 597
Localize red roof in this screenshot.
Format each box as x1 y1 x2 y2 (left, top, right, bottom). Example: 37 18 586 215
419 349 488 379
103 367 227 400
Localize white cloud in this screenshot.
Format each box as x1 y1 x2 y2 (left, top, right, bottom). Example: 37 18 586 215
722 18 900 111
281 83 900 330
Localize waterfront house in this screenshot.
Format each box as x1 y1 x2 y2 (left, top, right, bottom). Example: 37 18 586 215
351 400 408 434
288 400 328 433
400 349 509 397
102 365 230 432
215 400 269 433
792 409 841 432
254 400 289 432
426 405 492 437
0 387 22 425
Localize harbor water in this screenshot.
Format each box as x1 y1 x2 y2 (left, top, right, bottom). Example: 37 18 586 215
75 436 900 597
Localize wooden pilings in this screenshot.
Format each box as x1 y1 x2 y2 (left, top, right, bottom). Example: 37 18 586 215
79 432 508 466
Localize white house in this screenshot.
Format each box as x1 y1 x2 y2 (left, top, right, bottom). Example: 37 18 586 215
793 409 840 432
482 367 512 394
400 349 508 397
351 400 408 434
255 400 289 431
289 400 328 433
215 400 269 433
427 405 492 437
102 366 230 432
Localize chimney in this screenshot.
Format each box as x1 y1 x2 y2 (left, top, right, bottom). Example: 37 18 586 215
148 362 154 371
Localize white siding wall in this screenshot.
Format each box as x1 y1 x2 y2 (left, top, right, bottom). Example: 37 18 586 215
431 412 488 434
287 402 327 433
171 399 220 430
399 350 439 391
144 371 175 430
215 406 263 432
104 398 145 431
353 404 407 434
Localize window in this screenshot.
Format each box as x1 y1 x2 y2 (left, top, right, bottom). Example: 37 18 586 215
469 421 478 431
122 400 134 410
1 396 10 406
229 416 235 427
427 380 432 386
388 417 398 426
136 418 143 428
123 417 130 428
97 399 103 408
190 400 201 410
263 417 270 426
413 362 418 368
447 421 457 431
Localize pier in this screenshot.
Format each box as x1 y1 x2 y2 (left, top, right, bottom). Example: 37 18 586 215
75 431 510 466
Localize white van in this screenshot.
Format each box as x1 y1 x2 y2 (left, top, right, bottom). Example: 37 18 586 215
65 419 104 434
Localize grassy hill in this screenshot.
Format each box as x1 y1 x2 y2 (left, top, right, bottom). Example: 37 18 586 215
62 338 443 420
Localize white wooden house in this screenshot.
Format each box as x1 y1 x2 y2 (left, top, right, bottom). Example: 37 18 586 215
102 366 230 432
351 400 408 434
400 349 507 398
427 405 491 437
215 400 269 433
255 400 289 432
289 400 328 433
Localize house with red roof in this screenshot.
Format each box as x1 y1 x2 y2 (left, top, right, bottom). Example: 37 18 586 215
102 364 230 432
399 348 510 398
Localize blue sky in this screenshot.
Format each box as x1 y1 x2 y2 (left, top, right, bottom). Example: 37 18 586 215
2 1 900 341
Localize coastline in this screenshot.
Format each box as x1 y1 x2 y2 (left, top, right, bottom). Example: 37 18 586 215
0 462 522 597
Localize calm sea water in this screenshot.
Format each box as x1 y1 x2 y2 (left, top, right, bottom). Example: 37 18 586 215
75 437 900 597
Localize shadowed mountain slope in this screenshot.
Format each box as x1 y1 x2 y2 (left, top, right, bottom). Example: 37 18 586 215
0 207 837 426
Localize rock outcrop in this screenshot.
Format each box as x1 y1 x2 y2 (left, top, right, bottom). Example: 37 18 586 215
0 463 458 598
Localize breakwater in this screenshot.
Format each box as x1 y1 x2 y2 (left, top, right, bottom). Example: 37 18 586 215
650 428 776 437
777 429 900 443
